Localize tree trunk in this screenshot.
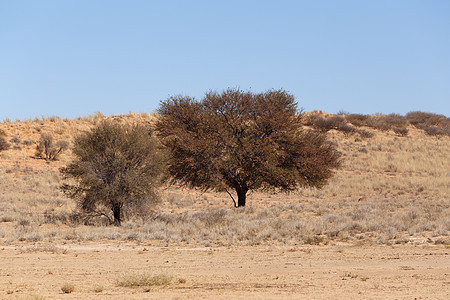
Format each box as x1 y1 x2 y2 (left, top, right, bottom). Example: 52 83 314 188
236 186 248 207
112 204 121 226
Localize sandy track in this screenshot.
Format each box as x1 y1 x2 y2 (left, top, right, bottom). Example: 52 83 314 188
0 242 448 299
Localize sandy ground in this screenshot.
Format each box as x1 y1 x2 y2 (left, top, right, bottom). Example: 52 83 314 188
0 242 448 299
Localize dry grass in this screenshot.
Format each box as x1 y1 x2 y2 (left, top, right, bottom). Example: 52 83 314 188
60 283 75 294
116 273 172 287
0 112 448 247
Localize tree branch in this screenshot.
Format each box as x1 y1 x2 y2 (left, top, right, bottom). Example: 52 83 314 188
224 188 237 208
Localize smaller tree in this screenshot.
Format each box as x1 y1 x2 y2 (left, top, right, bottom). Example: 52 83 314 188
60 120 165 225
35 133 69 161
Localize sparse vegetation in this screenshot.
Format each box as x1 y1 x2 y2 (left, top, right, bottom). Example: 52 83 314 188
0 111 447 247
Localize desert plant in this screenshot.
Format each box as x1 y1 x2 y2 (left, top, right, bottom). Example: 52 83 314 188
345 114 371 127
357 129 374 139
406 111 447 128
423 126 449 137
35 133 69 161
337 124 358 136
93 285 104 293
22 139 33 146
308 115 346 132
10 136 21 144
0 137 10 151
61 283 75 294
156 88 341 207
393 127 409 137
60 120 165 225
116 273 172 287
380 113 408 128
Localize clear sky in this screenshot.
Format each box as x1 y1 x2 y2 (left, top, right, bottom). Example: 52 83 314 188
1 0 449 120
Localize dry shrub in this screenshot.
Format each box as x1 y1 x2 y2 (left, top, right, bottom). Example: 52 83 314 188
337 124 358 136
357 129 374 139
308 115 346 132
379 114 408 129
345 114 370 127
93 285 104 293
35 133 69 161
393 127 409 137
406 111 447 128
61 283 75 294
117 273 172 287
423 126 449 137
22 139 33 146
0 137 10 151
10 136 21 144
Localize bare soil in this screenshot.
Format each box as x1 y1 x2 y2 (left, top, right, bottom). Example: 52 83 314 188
1 242 448 299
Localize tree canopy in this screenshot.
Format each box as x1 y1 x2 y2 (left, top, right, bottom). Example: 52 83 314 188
156 88 341 207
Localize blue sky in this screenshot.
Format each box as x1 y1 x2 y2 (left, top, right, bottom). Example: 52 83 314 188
1 0 449 120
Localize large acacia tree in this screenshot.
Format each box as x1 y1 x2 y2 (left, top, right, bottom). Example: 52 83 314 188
156 88 341 207
60 120 165 225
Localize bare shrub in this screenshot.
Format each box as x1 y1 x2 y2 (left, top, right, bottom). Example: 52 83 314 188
35 133 69 161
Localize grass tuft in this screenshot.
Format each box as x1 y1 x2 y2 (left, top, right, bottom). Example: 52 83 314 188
61 283 75 294
116 273 172 287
